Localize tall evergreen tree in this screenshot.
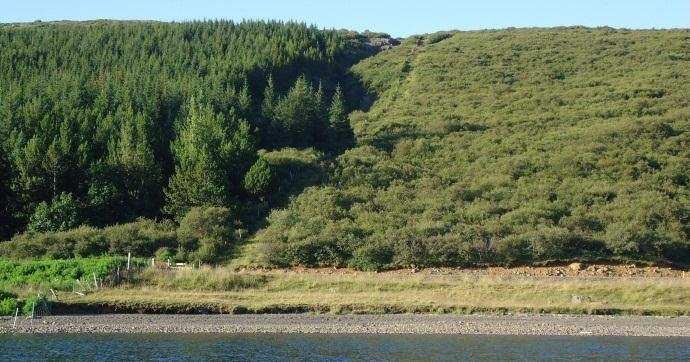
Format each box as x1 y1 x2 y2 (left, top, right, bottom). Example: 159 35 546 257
328 85 346 127
238 78 253 118
261 75 277 121
0 143 16 239
165 97 255 217
115 111 163 217
274 75 318 147
328 84 348 147
313 81 328 144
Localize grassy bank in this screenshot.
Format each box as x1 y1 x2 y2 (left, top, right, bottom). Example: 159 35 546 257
54 266 690 316
0 257 150 316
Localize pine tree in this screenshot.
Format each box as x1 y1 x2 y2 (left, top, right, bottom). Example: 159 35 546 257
328 84 348 147
0 20 371 235
115 111 163 217
0 144 16 238
313 81 328 144
261 75 277 121
315 81 326 117
238 78 253 117
274 75 317 146
165 97 255 217
328 85 346 127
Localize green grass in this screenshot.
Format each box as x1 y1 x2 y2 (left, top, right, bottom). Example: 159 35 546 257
136 267 270 291
2 258 686 316
0 257 148 292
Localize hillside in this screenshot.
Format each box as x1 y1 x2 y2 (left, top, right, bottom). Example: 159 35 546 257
0 20 391 260
256 28 690 269
1 24 689 269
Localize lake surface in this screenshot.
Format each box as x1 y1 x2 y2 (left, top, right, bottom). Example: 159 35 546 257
1 334 689 361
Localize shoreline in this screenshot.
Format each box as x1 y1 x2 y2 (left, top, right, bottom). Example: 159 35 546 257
2 314 689 336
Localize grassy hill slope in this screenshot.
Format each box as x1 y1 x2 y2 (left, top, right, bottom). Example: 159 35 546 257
256 28 690 269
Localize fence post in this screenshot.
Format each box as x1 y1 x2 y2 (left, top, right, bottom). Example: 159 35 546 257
13 307 18 328
127 252 131 271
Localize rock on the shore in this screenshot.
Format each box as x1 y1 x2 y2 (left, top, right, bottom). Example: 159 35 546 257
2 314 689 337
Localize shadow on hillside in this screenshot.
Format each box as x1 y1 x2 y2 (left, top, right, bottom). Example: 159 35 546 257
233 51 381 244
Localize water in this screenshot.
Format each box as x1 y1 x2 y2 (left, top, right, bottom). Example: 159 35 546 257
1 334 688 361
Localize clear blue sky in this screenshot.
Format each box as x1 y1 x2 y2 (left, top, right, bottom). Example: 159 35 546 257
3 1 689 37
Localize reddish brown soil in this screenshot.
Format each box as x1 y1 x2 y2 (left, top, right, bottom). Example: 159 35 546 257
276 263 689 279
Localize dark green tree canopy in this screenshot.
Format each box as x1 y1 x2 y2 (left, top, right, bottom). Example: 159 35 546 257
165 97 255 218
0 20 375 237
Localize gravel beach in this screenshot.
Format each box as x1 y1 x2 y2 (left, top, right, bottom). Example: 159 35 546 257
2 314 689 336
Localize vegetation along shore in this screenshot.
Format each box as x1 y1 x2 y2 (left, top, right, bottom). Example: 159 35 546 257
0 21 689 324
0 257 687 319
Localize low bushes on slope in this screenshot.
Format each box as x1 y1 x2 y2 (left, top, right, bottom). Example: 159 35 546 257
256 28 690 269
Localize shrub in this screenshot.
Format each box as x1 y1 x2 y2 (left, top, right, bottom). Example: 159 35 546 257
0 298 18 316
193 242 222 264
349 243 394 271
178 207 234 263
425 31 454 45
529 227 600 261
105 219 177 256
73 229 109 257
0 220 176 259
254 28 690 269
21 294 51 316
0 295 18 316
155 247 175 262
495 235 532 266
244 157 274 196
391 234 431 268
604 222 663 260
27 193 83 233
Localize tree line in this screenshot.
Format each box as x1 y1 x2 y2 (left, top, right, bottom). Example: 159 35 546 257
0 20 373 242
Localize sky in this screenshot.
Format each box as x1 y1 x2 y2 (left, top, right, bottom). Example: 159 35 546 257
2 1 689 37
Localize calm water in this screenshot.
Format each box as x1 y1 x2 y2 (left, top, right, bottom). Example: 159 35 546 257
1 334 688 361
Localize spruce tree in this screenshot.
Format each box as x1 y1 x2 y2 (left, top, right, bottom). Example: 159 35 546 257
238 78 253 118
328 85 348 147
274 75 316 146
261 75 277 121
0 144 16 238
165 97 255 217
115 111 163 217
313 81 328 144
0 20 372 236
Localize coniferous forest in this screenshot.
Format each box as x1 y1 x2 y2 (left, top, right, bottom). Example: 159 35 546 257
0 21 688 269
